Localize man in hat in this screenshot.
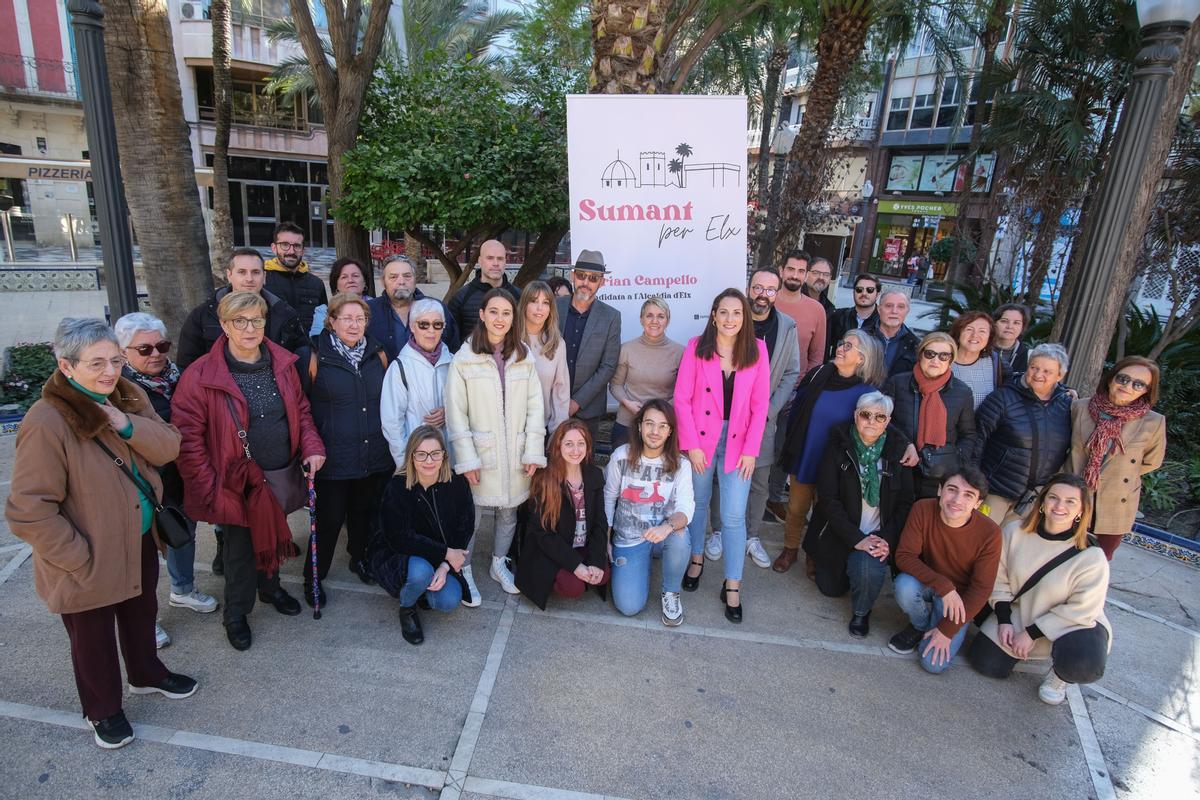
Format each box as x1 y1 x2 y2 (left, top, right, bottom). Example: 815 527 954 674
555 249 621 443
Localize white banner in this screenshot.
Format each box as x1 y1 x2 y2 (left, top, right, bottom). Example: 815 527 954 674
566 95 749 344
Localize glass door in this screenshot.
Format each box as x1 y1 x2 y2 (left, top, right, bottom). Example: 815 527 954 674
243 181 277 246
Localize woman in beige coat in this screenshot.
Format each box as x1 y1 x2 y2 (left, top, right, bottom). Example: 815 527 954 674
1069 356 1167 560
968 475 1112 706
5 318 197 749
446 289 546 594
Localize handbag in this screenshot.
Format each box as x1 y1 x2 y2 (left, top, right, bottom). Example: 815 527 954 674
973 538 1092 627
224 396 306 514
94 439 194 549
917 444 960 481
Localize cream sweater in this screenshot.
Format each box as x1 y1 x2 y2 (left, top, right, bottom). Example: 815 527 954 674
609 334 685 426
980 520 1112 660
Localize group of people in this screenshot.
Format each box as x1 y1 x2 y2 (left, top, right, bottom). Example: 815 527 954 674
5 229 1165 749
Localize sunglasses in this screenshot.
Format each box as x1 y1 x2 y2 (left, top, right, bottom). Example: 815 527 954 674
573 271 603 284
854 286 878 294
1113 373 1149 392
126 340 172 357
416 320 445 331
857 411 889 423
921 348 953 362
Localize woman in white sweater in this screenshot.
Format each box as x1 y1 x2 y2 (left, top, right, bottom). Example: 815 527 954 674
517 281 571 435
968 473 1112 705
446 289 546 593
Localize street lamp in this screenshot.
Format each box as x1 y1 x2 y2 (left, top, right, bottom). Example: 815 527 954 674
1057 0 1200 389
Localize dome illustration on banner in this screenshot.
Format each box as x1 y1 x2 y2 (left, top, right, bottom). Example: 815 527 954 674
600 143 741 189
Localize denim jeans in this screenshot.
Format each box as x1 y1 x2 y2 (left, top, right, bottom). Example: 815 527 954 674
399 557 462 611
893 572 969 673
611 535 690 616
814 550 888 616
165 522 198 595
687 422 751 581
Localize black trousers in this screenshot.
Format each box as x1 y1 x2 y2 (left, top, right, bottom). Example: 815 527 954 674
303 470 391 583
222 523 282 623
968 624 1109 684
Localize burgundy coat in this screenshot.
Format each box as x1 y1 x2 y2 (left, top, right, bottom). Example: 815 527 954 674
171 336 324 526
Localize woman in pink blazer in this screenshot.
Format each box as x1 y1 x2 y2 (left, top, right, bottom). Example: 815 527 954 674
673 288 770 622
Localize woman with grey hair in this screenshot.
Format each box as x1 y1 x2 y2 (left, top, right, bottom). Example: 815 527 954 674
804 390 915 637
972 343 1074 524
116 312 218 648
609 296 684 447
776 329 901 576
6 318 196 749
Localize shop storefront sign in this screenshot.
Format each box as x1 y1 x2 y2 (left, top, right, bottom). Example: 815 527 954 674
877 199 958 216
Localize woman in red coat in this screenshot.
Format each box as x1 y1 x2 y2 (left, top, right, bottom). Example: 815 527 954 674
172 291 325 651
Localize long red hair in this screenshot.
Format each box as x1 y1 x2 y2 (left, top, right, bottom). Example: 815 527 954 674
530 419 593 531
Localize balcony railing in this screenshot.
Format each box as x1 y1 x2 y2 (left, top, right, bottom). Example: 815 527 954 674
0 54 79 101
197 104 309 132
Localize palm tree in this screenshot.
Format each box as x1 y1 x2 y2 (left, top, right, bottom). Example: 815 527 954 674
209 0 234 281
668 157 683 186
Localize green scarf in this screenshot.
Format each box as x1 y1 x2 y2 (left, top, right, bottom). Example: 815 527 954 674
851 428 886 507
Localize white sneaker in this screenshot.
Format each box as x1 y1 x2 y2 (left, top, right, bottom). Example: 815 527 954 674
746 537 771 568
169 590 218 613
704 531 723 561
460 564 482 608
490 556 520 595
1038 670 1069 705
154 621 170 650
660 592 683 627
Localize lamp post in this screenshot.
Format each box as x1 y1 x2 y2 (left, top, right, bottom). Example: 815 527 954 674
1057 0 1200 389
67 0 139 319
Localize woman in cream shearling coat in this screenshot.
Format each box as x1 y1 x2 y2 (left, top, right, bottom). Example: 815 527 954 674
446 289 546 594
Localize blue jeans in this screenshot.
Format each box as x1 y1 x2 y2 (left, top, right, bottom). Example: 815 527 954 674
893 572 969 673
399 557 461 611
165 531 198 595
611 535 690 616
687 422 751 581
814 550 888 616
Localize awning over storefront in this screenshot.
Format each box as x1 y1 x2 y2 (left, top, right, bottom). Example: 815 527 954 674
0 156 214 187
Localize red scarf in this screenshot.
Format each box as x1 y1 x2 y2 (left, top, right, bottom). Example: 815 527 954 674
227 457 298 577
1084 394 1150 490
912 367 952 449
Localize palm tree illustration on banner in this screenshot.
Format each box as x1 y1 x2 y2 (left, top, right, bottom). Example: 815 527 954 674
674 142 693 187
668 158 683 187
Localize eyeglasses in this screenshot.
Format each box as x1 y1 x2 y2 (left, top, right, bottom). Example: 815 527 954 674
125 340 172 357
573 271 603 284
640 420 672 432
749 285 778 296
835 339 861 353
809 270 831 279
413 450 445 462
273 241 304 251
416 320 445 331
76 356 126 373
1113 373 1149 392
857 411 889 424
854 286 878 295
228 317 267 331
921 348 953 363
335 316 367 326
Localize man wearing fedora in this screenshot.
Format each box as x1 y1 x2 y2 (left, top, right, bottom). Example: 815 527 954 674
556 249 621 443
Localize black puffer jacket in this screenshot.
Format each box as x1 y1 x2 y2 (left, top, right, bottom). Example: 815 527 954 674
301 331 394 480
971 377 1072 500
176 286 306 369
803 422 915 571
882 371 976 468
266 266 328 333
446 270 520 342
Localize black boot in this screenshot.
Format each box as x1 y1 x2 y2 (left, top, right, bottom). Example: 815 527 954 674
399 606 424 645
848 612 870 638
211 529 224 576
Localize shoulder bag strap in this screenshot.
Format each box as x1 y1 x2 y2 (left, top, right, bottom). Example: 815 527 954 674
93 437 164 512
1011 543 1086 604
224 394 252 460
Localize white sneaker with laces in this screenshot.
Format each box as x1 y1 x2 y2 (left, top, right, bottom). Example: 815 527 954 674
169 590 218 613
1038 671 1069 705
704 531 723 561
746 537 771 568
154 621 170 650
660 592 683 627
460 564 482 607
490 556 520 595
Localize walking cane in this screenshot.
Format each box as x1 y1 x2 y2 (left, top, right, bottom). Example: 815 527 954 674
306 469 321 620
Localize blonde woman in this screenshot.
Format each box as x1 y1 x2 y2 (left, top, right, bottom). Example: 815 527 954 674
517 280 571 433
609 297 684 448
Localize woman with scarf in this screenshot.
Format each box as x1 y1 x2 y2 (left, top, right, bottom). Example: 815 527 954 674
116 313 218 650
301 293 393 603
775 329 892 577
882 332 976 499
804 391 915 637
1069 356 1166 560
173 291 325 651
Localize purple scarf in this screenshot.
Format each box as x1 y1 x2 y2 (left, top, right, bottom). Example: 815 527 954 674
408 331 444 366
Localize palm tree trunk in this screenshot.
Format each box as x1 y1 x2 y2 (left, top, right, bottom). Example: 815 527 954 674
102 0 213 336
1024 190 1068 307
756 44 788 212
588 1 667 94
209 0 234 282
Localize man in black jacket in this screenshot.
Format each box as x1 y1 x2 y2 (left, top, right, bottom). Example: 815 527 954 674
177 249 307 369
864 289 920 378
446 239 520 340
827 273 881 360
264 221 327 332
804 256 836 315
366 255 458 360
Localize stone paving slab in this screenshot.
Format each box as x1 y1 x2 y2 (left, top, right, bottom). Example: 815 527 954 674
1085 694 1200 799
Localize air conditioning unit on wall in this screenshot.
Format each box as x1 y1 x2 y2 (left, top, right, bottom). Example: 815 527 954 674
180 1 208 21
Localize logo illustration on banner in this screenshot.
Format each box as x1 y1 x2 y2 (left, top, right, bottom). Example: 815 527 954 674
599 145 741 190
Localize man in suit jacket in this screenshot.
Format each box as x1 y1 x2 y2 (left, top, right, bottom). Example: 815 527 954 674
555 249 621 444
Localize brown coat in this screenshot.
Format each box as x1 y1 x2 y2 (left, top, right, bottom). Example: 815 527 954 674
1069 398 1167 535
5 371 181 614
